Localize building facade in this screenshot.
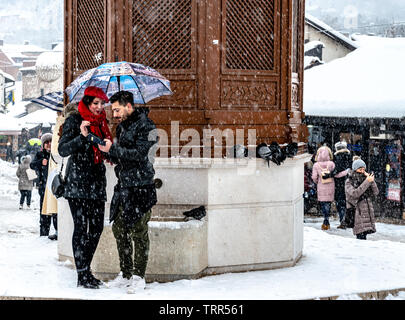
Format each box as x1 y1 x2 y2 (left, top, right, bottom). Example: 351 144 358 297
305 14 358 63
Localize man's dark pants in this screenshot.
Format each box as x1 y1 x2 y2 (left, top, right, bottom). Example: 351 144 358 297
112 208 151 279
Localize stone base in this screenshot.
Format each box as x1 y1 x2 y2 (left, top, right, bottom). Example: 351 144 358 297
58 155 310 282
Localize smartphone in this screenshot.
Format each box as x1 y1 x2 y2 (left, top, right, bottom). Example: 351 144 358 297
87 133 106 146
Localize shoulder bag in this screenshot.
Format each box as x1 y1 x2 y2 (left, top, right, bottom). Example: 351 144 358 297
320 165 333 184
50 154 66 199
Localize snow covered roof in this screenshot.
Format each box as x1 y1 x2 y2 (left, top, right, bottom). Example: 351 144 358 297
36 50 63 69
0 43 46 65
52 42 63 52
304 56 324 70
305 14 359 51
0 114 23 133
304 36 405 119
16 108 57 129
304 40 325 53
0 43 47 54
0 69 15 82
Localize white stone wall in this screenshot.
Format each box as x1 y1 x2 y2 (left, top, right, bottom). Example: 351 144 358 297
22 70 63 100
22 72 38 100
58 155 310 281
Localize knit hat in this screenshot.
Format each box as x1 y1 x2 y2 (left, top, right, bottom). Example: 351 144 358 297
352 159 366 171
84 86 109 103
41 133 53 145
335 141 347 151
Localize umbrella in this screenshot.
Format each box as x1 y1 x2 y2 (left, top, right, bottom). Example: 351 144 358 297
30 92 64 112
28 138 41 146
65 61 172 104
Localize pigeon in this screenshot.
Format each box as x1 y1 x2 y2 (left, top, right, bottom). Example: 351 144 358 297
268 142 286 165
283 142 298 158
256 143 272 167
183 206 206 221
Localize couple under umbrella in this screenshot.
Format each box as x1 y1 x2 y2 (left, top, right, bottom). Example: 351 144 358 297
57 61 172 289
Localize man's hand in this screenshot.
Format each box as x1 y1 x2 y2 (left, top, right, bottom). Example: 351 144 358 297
80 121 91 137
98 139 112 153
42 159 48 166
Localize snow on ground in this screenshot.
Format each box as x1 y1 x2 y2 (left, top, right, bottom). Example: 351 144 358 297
1 159 405 300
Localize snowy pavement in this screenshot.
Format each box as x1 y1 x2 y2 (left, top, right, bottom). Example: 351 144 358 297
1 159 405 300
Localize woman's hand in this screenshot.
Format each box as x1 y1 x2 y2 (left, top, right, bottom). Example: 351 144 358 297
80 121 91 137
366 173 375 183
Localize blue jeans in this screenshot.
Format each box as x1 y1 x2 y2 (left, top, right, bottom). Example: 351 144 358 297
320 202 331 225
335 199 346 223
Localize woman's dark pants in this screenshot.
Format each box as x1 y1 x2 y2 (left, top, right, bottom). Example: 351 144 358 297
68 198 105 274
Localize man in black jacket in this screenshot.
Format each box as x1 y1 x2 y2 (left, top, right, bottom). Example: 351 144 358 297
99 90 158 293
332 141 352 229
30 133 57 237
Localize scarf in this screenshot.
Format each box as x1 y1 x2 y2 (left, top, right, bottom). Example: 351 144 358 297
349 171 375 200
78 100 113 164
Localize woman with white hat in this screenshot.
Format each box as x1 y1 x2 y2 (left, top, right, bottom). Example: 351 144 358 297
345 159 379 240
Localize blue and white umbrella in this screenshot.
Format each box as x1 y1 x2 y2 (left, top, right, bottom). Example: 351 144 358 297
31 91 64 112
65 61 173 104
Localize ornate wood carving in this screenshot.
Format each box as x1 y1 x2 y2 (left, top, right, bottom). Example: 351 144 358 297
149 80 196 107
221 81 277 108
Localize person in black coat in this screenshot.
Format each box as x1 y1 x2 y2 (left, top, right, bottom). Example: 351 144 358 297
98 90 158 293
330 141 352 228
58 86 113 289
30 133 57 236
6 142 15 164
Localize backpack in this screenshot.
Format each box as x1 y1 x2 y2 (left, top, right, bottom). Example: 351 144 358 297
320 165 333 184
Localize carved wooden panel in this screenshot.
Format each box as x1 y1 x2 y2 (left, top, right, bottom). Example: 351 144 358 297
148 80 196 107
221 81 277 108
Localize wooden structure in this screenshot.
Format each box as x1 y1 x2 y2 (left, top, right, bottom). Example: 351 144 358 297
64 0 307 156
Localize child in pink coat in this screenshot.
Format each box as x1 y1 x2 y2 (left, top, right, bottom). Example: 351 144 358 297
312 146 335 230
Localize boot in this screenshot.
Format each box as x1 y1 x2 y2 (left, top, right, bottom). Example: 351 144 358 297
86 271 103 287
48 234 58 240
19 204 23 210
321 224 329 230
337 222 346 229
77 272 99 289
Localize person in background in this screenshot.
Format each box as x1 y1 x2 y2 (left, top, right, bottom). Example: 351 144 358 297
16 155 33 210
30 133 57 237
345 159 379 240
312 146 335 230
6 142 15 164
304 154 317 214
42 109 71 241
322 141 352 229
58 86 112 289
